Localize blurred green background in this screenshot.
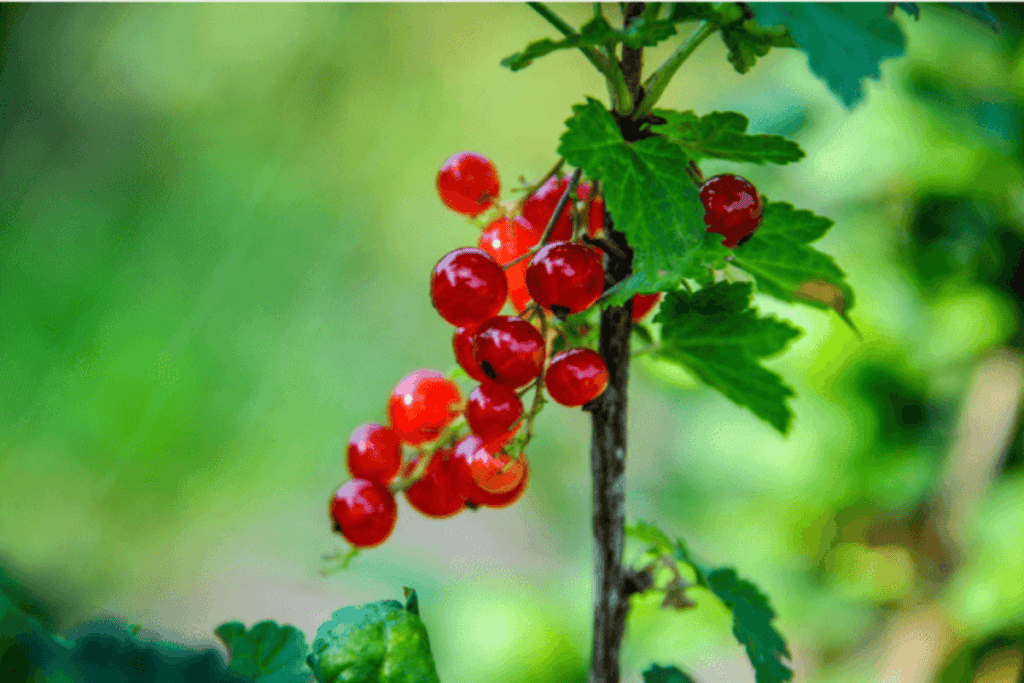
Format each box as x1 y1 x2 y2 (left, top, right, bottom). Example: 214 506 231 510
3 3 1024 682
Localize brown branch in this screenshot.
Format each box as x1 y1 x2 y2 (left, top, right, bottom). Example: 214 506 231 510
589 6 643 682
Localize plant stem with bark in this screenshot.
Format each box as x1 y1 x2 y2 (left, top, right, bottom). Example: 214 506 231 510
588 4 643 682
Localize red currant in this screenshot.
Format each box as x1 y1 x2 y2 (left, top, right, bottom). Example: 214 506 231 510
576 181 593 201
473 316 546 388
631 292 662 322
453 326 490 383
525 241 605 317
475 456 529 508
522 176 574 242
588 197 605 236
388 370 462 446
430 247 508 328
478 216 536 312
436 151 500 216
545 348 609 407
465 382 524 444
330 479 398 548
346 423 402 485
403 449 465 518
452 435 528 504
699 174 763 248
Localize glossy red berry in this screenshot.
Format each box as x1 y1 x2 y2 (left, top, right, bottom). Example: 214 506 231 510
436 152 500 216
576 181 593 201
465 382 524 444
346 423 403 485
478 216 536 312
403 449 465 518
473 316 546 388
699 174 763 248
588 197 605 236
522 175 574 242
452 435 529 504
430 247 508 328
330 479 398 548
525 241 605 317
453 326 490 383
631 292 663 322
545 348 609 407
474 456 529 508
388 370 462 446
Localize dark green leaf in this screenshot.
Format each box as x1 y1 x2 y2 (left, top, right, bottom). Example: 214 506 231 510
720 20 797 74
730 201 856 325
751 3 908 108
643 663 699 683
621 16 680 48
559 98 706 282
706 569 793 683
651 109 805 165
625 519 676 554
216 620 310 683
653 282 800 432
308 597 440 683
943 3 1001 32
402 587 419 617
892 3 920 20
667 3 718 22
502 36 585 71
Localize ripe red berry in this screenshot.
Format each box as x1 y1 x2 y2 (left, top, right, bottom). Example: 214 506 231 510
576 181 593 201
430 247 508 328
699 174 763 248
465 382 524 444
346 423 403 485
631 292 663 322
588 196 605 236
522 176 574 242
436 151 500 216
330 479 398 548
452 435 529 504
388 370 462 446
403 449 465 518
525 241 605 317
478 216 536 312
453 326 490 383
473 316 546 388
545 348 609 407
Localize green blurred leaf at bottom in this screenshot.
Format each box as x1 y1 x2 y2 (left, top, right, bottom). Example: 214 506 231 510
307 591 440 683
215 620 311 682
643 663 698 683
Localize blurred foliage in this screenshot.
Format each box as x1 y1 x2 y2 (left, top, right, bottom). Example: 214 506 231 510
2 3 1024 683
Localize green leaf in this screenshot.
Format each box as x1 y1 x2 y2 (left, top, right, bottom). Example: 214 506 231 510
308 595 441 683
943 3 1001 32
653 282 800 433
643 663 699 683
651 109 805 165
667 3 718 22
751 3 908 108
627 520 794 683
720 19 797 74
706 569 793 683
215 620 311 683
559 98 706 282
730 201 856 326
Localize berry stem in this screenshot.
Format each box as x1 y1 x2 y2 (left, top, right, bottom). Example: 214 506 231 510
387 415 467 494
500 311 552 467
503 167 585 270
684 160 705 188
513 157 566 205
634 19 718 118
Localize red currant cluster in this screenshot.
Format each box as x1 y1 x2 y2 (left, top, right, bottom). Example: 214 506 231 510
329 152 764 550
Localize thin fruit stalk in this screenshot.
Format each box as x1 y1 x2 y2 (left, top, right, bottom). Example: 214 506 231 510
589 5 642 683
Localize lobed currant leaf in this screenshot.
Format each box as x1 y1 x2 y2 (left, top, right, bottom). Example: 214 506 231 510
308 594 441 683
215 621 311 683
653 282 801 433
642 664 699 683
751 3 911 108
719 18 797 74
651 109 805 165
729 200 856 325
558 97 706 281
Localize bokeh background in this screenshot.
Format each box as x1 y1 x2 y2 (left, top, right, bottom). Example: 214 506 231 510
3 3 1024 682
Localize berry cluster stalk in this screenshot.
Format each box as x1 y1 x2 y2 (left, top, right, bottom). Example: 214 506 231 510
587 4 643 682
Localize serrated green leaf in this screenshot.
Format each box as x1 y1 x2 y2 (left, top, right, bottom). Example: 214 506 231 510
625 519 675 553
308 597 440 683
720 19 797 74
559 98 705 282
620 16 680 48
215 620 311 683
730 201 856 324
652 283 800 432
643 663 699 683
751 3 907 108
651 109 805 165
706 569 793 683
